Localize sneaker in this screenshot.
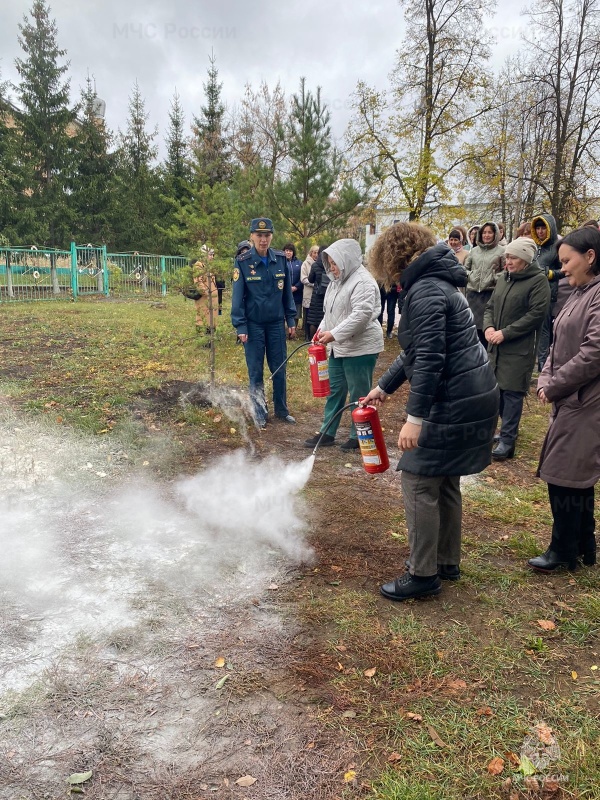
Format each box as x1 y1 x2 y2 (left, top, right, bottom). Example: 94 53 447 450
380 573 442 601
340 438 360 451
277 414 296 424
304 433 335 448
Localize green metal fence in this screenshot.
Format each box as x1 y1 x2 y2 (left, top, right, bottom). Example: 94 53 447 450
0 244 188 303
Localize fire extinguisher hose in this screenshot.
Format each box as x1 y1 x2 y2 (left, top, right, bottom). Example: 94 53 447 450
268 340 312 380
312 402 359 456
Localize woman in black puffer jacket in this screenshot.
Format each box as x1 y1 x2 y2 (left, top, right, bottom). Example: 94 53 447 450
364 223 499 602
306 245 329 339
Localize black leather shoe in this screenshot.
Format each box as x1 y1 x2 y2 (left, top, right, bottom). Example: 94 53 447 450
380 573 442 601
438 564 460 581
492 441 515 460
528 549 578 573
340 438 360 451
304 433 335 448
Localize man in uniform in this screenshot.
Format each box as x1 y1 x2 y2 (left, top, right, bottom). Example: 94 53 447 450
231 218 297 428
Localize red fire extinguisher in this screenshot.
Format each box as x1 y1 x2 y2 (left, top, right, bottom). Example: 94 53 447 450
308 340 330 397
351 399 389 473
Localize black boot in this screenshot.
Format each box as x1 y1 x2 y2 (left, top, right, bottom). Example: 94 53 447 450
492 441 515 460
527 549 578 573
380 573 442 601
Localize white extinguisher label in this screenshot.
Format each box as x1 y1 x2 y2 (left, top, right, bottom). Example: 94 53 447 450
317 360 329 381
355 421 382 465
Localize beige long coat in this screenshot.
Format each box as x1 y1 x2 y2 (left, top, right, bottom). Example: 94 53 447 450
537 275 600 488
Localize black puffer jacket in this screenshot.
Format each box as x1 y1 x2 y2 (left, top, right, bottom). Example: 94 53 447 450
378 243 499 476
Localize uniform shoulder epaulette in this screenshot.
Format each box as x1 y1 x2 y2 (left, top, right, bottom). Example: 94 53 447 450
237 250 253 263
272 249 285 257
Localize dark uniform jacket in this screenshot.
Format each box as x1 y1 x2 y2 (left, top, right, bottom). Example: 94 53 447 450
231 247 297 336
483 262 551 393
287 258 303 303
378 243 499 476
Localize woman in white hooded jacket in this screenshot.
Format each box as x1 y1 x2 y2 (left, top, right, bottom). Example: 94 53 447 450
304 239 384 451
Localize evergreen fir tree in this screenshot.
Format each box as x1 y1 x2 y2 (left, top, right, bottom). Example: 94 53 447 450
70 77 115 245
164 89 191 201
272 78 364 247
113 80 160 251
14 0 76 247
191 50 230 186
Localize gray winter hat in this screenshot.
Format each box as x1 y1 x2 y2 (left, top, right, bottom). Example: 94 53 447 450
504 237 537 264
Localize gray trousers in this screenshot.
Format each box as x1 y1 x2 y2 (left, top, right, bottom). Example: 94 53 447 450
401 471 462 577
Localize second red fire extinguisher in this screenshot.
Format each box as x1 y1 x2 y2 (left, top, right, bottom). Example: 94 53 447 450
351 400 389 473
307 340 330 397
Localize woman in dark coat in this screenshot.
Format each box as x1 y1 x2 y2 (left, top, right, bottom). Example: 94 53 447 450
483 237 551 460
306 245 329 339
529 226 600 573
363 223 499 602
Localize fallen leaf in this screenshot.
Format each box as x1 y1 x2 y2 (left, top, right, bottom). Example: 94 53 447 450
505 752 520 767
524 776 540 792
342 710 357 718
591 665 598 671
501 777 512 791
230 427 236 434
335 645 347 652
535 723 554 745
519 755 537 776
67 771 93 785
446 678 467 690
343 770 357 783
387 752 402 763
235 775 257 787
214 657 226 668
364 667 376 678
331 565 343 572
306 741 315 749
476 706 493 717
344 463 353 468
215 674 230 690
268 583 279 590
213 415 222 423
335 662 344 672
537 619 556 631
487 757 504 775
572 670 578 680
542 777 561 793
426 725 447 747
406 712 423 722
553 600 576 612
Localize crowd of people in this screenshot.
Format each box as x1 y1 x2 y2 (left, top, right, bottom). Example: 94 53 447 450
227 214 600 601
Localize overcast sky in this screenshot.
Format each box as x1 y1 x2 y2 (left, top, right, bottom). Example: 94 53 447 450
1 0 528 156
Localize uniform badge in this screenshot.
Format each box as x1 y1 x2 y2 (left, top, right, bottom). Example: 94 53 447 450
277 279 284 290
233 268 240 282
258 220 266 230
250 268 256 275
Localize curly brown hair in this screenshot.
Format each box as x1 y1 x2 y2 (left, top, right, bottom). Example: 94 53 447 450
369 222 437 289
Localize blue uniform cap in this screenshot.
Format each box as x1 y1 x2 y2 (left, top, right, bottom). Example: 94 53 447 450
250 217 274 233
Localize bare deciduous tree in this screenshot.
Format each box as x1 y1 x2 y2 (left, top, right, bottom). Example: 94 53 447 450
347 0 495 221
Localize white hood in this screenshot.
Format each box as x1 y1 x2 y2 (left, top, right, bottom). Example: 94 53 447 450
323 239 363 281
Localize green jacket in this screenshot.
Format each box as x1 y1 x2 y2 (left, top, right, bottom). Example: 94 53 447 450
483 262 551 393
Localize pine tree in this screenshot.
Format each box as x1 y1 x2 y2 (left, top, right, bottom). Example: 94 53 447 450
69 77 115 245
164 89 191 201
113 81 160 251
14 0 76 247
271 78 364 247
191 50 230 186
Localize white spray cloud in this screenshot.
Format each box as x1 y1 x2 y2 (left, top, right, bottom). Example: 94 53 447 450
0 403 315 692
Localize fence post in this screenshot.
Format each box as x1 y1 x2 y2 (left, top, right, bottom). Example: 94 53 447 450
6 250 14 299
70 241 78 300
102 245 109 296
160 256 167 296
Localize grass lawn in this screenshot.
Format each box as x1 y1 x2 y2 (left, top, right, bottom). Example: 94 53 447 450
1 296 599 800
